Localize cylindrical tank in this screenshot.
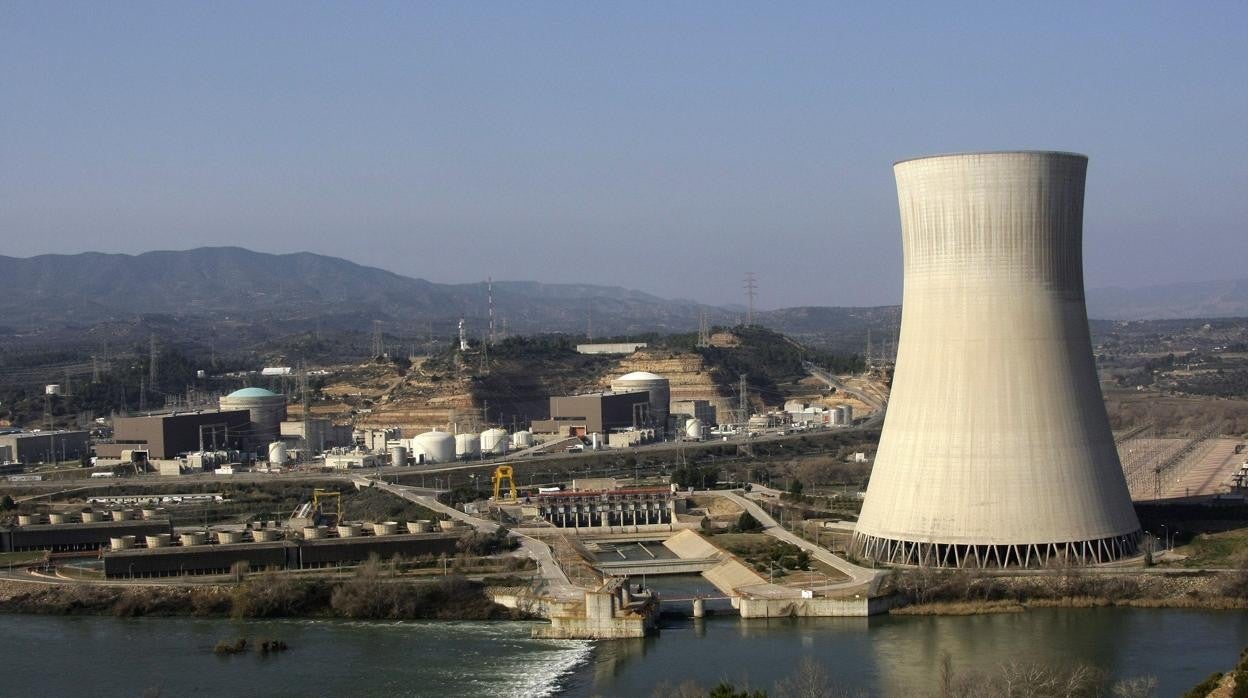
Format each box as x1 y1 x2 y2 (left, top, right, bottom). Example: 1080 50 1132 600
512 430 533 449
80 510 98 523
252 529 281 542
685 419 704 441
337 523 363 538
216 530 241 545
411 431 455 464
389 445 408 467
219 387 287 450
145 534 171 548
454 433 480 459
110 510 133 522
851 151 1142 568
437 518 463 532
109 536 135 551
372 521 398 536
406 520 433 533
16 514 39 526
141 509 157 520
47 513 66 525
590 432 602 450
268 441 288 465
180 532 207 547
302 526 325 540
610 371 671 428
480 428 510 456
841 404 853 424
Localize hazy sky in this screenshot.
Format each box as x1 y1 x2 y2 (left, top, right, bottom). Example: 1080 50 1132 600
3 2 1245 308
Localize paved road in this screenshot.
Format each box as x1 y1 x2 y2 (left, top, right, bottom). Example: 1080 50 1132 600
712 490 882 594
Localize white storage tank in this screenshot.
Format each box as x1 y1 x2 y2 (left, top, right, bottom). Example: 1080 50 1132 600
145 534 171 548
80 510 98 523
216 530 241 545
16 514 39 526
45 384 63 396
480 428 510 456
412 431 455 464
455 433 481 459
110 510 133 522
406 520 433 533
685 418 705 441
512 430 533 449
252 529 281 542
389 445 408 467
47 513 66 525
372 521 398 536
841 404 853 424
268 441 288 465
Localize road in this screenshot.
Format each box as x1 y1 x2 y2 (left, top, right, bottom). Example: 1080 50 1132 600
711 490 882 594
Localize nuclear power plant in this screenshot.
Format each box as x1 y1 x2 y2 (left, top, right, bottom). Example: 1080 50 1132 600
851 151 1143 568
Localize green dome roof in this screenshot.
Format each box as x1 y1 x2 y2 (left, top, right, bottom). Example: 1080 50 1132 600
227 387 280 398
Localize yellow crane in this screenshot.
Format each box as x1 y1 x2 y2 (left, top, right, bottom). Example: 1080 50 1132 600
492 465 517 503
312 488 342 525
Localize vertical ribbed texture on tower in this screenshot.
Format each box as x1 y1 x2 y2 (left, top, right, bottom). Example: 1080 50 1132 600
851 151 1141 568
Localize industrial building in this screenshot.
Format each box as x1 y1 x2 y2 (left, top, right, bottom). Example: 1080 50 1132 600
851 151 1142 568
98 410 250 459
218 387 287 450
1 517 173 552
534 487 675 528
671 399 716 426
0 430 90 464
101 531 460 578
575 343 648 355
531 392 653 437
280 418 351 451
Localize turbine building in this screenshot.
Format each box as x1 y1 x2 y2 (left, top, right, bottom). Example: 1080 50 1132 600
851 151 1142 568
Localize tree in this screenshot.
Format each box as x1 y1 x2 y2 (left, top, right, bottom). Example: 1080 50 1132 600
735 511 763 533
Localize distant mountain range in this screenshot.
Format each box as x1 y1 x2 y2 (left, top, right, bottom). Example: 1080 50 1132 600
1 248 1244 352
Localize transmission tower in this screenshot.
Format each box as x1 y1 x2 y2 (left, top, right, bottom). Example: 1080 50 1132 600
148 335 159 387
371 321 384 358
487 277 496 345
744 273 757 326
697 310 711 348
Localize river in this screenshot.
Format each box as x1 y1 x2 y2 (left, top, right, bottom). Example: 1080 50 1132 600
2 604 1246 696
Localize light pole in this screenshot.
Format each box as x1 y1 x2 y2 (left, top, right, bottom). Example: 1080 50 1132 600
1161 524 1170 551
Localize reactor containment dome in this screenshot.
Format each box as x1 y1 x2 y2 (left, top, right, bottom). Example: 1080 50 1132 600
850 151 1142 569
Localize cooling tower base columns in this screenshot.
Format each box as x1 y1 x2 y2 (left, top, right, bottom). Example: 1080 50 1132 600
849 530 1142 569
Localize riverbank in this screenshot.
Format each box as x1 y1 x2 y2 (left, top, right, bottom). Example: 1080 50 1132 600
0 566 533 622
888 567 1248 615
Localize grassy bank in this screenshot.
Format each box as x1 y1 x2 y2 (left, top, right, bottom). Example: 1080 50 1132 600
0 562 532 622
886 567 1248 615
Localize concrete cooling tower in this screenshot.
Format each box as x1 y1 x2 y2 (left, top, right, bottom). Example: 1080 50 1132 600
851 151 1141 568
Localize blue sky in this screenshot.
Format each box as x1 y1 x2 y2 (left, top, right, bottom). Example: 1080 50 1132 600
2 2 1245 307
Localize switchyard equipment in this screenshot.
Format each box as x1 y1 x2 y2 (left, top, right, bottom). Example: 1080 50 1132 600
492 465 517 503
851 151 1142 568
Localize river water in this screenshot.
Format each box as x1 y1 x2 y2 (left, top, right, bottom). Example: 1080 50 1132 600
2 603 1246 696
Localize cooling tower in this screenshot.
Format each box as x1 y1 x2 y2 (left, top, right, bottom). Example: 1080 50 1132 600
851 151 1141 568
